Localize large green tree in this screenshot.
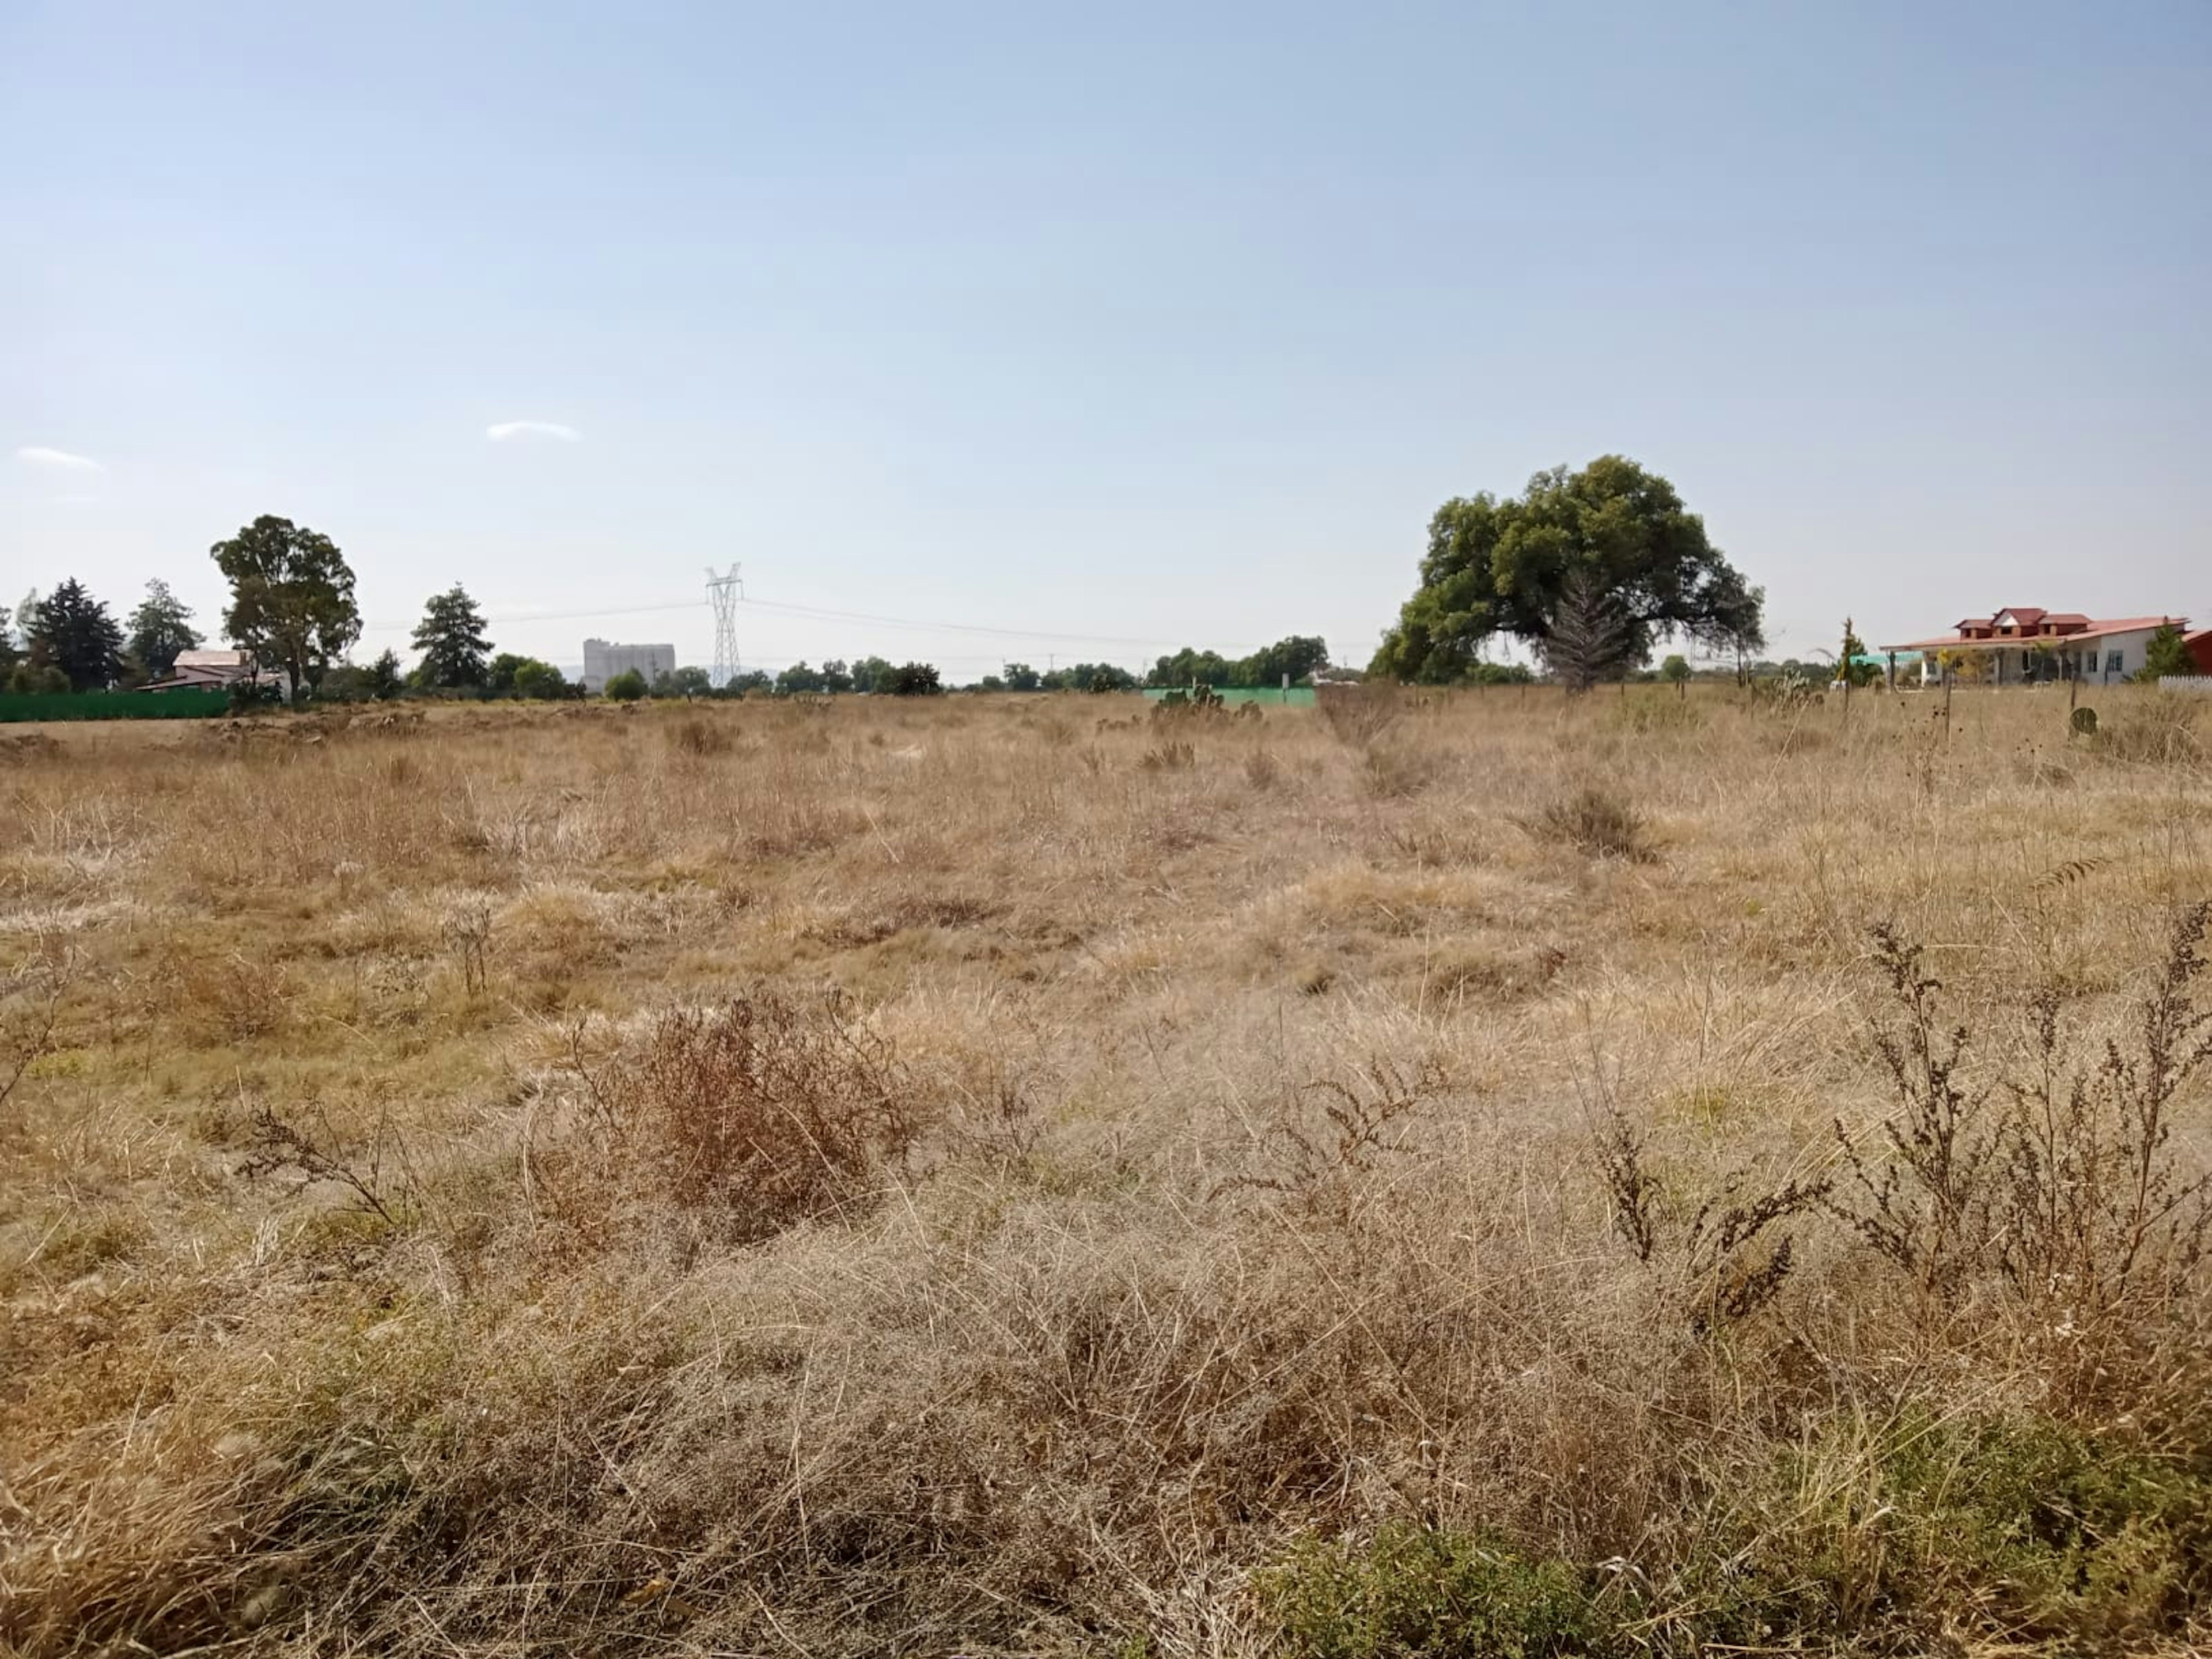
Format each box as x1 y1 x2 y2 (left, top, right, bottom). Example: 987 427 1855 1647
211 516 361 700
847 656 895 694
885 662 943 695
27 578 124 690
411 585 493 689
126 579 203 678
1147 647 1237 688
1240 635 1330 686
1370 456 1764 683
1044 661 1138 691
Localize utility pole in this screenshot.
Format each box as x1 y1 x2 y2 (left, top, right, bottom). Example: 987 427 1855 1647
705 565 742 688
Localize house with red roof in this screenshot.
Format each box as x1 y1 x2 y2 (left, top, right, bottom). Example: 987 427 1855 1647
1880 608 2192 686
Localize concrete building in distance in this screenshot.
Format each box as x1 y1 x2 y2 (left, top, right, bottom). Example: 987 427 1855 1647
581 638 677 693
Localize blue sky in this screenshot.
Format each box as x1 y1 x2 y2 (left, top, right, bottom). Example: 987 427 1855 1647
5 1 2207 675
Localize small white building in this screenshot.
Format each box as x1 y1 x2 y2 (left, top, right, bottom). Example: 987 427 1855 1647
581 638 677 693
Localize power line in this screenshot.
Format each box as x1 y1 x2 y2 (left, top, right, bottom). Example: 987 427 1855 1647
738 596 1245 652
363 590 1262 655
361 597 702 632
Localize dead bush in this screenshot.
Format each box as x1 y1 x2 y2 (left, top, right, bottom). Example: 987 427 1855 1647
1590 1099 1827 1331
557 990 923 1238
1359 741 1433 798
666 715 732 757
1139 739 1195 772
1317 681 1403 748
1531 785 1656 861
240 1096 421 1226
1831 908 2212 1404
1385 818 1493 868
0 950 71 1119
1215 1058 1444 1218
2097 696 2205 766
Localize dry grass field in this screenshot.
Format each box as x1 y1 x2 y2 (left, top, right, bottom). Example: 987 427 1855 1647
3 684 2210 1657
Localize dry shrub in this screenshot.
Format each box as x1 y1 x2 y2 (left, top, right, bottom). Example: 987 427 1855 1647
1830 908 2212 1410
1359 741 1433 798
1244 747 1282 791
1385 817 1493 868
1317 680 1403 748
556 990 923 1236
240 1096 421 1225
1531 784 1656 861
170 953 295 1044
1 953 70 1116
1139 739 1195 771
666 715 732 757
0 732 65 765
1214 1057 1444 1218
2097 695 2205 766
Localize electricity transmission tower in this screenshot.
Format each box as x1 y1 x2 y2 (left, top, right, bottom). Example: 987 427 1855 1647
705 564 742 688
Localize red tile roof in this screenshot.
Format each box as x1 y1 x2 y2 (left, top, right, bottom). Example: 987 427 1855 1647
1883 615 2188 653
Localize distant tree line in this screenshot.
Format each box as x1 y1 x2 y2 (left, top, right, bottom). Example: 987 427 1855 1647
5 578 207 694
1139 635 1330 690
6 516 1340 707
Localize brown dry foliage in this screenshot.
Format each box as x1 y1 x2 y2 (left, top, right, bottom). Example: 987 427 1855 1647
0 685 2208 1655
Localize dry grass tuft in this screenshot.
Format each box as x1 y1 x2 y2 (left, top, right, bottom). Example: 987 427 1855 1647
1531 783 1656 861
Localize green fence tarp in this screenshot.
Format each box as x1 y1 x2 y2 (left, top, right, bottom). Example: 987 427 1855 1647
0 689 235 722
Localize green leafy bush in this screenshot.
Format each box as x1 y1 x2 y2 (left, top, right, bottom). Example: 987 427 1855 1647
1715 1412 2212 1650
1254 1524 1607 1659
602 668 647 702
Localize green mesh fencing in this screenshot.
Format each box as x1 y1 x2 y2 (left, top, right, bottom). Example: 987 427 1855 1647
0 688 236 722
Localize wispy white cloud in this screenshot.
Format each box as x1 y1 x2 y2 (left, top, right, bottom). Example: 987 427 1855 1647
14 445 104 473
486 420 581 443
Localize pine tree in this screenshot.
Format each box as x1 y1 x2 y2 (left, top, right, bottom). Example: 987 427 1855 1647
1837 616 1872 686
27 578 125 690
2137 623 2192 683
366 649 406 700
126 579 203 678
410 585 494 689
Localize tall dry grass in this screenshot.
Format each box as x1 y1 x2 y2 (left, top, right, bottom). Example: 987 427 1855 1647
1 683 2209 1655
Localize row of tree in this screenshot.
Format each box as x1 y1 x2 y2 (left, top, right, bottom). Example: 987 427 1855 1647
16 460 1778 703
3 579 204 693
7 517 363 698
8 530 1344 702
